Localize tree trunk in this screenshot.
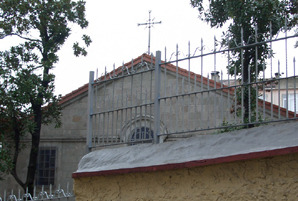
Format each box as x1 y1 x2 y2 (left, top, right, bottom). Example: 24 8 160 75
25 105 42 194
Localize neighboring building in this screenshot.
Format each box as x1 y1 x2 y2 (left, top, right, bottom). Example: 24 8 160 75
222 73 298 113
0 53 295 192
259 75 298 113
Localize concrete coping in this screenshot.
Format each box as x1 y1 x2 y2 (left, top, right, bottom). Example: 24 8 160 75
73 121 298 178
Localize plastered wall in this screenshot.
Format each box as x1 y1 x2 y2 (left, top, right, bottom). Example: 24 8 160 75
74 152 298 201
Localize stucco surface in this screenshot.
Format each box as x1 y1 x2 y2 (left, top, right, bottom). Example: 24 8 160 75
76 121 298 173
74 153 298 201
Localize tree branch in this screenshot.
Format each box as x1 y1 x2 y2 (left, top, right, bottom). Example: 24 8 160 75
8 33 42 43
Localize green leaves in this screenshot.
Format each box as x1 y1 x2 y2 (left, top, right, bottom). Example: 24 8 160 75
73 34 92 57
0 141 13 180
83 34 92 47
191 0 297 80
191 0 298 125
0 0 91 191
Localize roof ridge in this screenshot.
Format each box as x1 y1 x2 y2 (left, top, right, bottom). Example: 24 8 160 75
58 53 297 118
59 54 150 105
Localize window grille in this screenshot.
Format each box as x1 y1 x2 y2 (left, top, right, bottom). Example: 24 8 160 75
130 127 154 145
35 147 56 186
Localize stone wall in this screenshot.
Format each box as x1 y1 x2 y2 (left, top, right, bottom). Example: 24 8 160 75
74 152 298 201
90 67 235 146
0 93 88 190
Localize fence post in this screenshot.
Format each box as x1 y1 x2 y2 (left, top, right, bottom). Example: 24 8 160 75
154 51 161 144
86 71 94 153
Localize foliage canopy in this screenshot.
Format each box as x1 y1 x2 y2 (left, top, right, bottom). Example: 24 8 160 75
191 0 298 123
0 0 91 193
191 0 297 78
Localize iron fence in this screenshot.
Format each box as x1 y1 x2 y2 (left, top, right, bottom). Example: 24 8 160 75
0 183 74 201
86 21 298 150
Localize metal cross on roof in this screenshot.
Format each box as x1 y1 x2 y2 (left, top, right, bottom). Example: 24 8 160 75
138 10 162 54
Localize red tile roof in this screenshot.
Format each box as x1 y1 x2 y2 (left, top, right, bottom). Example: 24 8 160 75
59 53 297 118
59 53 229 105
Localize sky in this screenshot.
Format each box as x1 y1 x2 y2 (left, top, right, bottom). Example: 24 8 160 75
1 0 297 96
51 0 223 96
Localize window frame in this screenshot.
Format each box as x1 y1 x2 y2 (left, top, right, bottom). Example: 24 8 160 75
35 147 57 186
130 126 154 145
282 93 298 112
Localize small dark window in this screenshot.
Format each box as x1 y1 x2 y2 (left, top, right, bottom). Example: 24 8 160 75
36 147 56 186
130 127 153 145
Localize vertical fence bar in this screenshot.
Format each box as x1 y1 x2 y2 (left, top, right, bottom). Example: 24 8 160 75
188 41 191 131
130 64 134 142
248 57 251 123
221 71 224 125
125 94 128 143
278 61 281 119
262 64 266 120
111 71 115 141
234 47 237 124
115 95 119 143
201 38 204 130
255 23 258 123
154 51 161 143
169 80 172 133
134 90 137 143
120 77 125 144
164 47 167 97
102 68 107 145
140 72 143 140
33 187 36 200
207 74 210 129
294 57 296 117
241 27 244 123
150 59 153 137
25 188 28 201
270 21 273 120
182 77 185 131
175 44 179 133
164 48 168 131
285 16 289 119
213 36 217 128
194 73 197 130
105 96 109 144
86 71 94 153
144 89 148 132
227 51 230 124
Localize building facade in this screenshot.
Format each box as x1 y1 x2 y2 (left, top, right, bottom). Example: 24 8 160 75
0 53 296 192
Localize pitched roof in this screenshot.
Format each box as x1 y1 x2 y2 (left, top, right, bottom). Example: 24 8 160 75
59 53 297 118
59 53 228 105
59 54 147 105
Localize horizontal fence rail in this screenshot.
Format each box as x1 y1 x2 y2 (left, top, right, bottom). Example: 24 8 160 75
87 21 298 149
0 183 74 201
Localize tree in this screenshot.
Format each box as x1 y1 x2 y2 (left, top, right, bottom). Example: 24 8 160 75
191 0 298 125
0 0 91 193
0 133 13 180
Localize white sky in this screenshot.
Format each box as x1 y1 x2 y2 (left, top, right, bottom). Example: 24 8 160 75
52 0 224 96
1 0 297 96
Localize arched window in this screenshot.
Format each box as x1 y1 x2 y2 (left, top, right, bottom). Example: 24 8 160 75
121 115 168 145
130 127 154 145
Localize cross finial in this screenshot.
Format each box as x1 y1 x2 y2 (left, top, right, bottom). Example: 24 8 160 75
138 10 162 54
